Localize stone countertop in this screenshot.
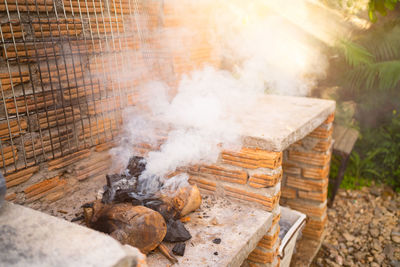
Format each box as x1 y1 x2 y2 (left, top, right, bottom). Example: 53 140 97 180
0 201 146 267
147 196 273 267
239 95 335 151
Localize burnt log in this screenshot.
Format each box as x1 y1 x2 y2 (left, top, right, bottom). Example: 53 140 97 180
86 201 167 254
161 184 202 217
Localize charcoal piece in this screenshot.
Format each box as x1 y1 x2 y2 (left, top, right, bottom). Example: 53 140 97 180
106 174 124 187
135 174 164 196
102 174 137 204
172 242 186 256
144 200 180 221
127 156 146 178
102 185 114 204
112 189 141 203
214 252 218 255
164 220 192 242
212 238 221 244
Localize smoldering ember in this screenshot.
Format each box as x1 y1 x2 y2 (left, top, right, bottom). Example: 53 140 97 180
0 1 399 267
85 156 200 263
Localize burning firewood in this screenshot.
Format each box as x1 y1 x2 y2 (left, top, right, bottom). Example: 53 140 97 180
83 156 202 262
85 201 167 254
161 182 202 217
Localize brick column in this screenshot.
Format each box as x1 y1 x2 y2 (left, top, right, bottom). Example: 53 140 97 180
280 113 334 240
186 147 283 267
245 208 281 267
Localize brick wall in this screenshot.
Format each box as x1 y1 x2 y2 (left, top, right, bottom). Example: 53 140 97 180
1 0 218 194
280 113 334 240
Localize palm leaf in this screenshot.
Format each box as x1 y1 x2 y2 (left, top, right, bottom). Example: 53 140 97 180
341 60 400 92
362 25 400 61
375 60 400 90
336 39 374 67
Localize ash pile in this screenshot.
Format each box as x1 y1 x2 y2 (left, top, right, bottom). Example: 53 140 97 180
83 156 202 263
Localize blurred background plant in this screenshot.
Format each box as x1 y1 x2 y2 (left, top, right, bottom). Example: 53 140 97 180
318 0 400 192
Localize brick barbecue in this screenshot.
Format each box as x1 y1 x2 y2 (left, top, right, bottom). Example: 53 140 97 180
0 1 335 266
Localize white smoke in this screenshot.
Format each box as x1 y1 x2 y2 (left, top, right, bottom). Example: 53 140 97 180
109 0 329 184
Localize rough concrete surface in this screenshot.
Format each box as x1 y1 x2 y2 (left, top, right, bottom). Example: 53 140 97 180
239 95 335 151
0 201 146 267
147 195 273 267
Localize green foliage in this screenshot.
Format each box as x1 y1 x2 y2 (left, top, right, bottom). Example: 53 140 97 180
343 60 400 92
330 111 400 192
336 21 400 93
355 110 400 191
329 153 372 191
368 0 399 22
337 39 374 67
363 23 400 61
325 5 400 191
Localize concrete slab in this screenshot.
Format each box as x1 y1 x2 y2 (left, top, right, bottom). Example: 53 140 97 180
238 95 335 151
147 196 273 267
0 201 146 267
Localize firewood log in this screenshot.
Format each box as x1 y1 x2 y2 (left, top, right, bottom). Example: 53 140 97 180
161 184 202 217
86 201 167 254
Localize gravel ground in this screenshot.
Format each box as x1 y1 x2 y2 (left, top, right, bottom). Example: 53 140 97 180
311 186 400 267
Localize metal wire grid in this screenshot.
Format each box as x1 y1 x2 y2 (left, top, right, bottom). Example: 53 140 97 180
0 0 164 175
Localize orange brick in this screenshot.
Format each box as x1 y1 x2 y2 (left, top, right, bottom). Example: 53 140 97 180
272 213 281 227
312 138 332 152
286 199 327 218
5 92 56 114
0 119 27 140
5 192 16 201
95 141 116 152
308 126 333 139
324 113 335 124
223 185 280 210
6 174 33 188
302 164 330 179
257 225 280 249
76 158 110 181
38 107 81 130
0 23 24 40
0 0 55 12
303 225 324 240
281 186 297 199
24 176 67 203
288 150 331 167
199 165 248 184
307 215 328 231
2 44 60 61
286 176 328 192
247 244 279 264
47 149 91 171
43 190 65 203
283 163 301 176
24 176 59 195
0 71 30 90
298 190 327 202
222 148 282 169
248 171 282 188
189 176 216 193
4 166 39 187
63 0 104 13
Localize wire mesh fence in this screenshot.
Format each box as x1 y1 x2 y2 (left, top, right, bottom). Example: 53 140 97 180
0 0 168 174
